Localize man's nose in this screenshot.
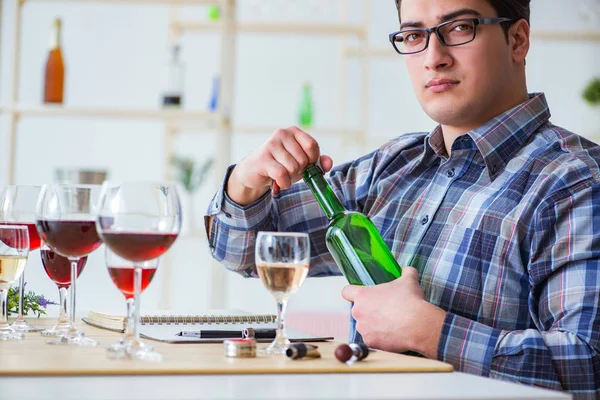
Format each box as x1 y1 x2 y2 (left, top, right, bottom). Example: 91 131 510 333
423 32 453 71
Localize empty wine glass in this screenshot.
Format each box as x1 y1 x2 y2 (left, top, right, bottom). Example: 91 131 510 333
104 247 159 359
36 184 103 346
0 225 29 340
0 185 43 333
97 182 181 361
255 232 310 355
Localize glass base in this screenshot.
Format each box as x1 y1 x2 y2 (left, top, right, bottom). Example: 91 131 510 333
0 327 25 341
107 337 162 361
10 318 43 333
258 337 290 355
46 329 99 347
41 322 71 337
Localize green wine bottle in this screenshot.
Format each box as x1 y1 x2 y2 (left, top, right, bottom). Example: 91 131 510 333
298 83 313 129
302 164 402 286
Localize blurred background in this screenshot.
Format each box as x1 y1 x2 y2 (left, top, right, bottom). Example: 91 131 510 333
0 0 599 336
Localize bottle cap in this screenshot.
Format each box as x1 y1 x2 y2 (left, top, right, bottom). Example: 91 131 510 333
315 158 324 174
224 338 256 358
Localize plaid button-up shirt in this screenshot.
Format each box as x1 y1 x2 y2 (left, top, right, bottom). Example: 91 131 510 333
205 93 600 398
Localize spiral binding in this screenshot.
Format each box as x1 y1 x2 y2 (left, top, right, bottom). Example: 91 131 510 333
139 314 277 325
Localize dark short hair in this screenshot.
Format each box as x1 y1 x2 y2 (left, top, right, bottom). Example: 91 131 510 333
394 0 531 38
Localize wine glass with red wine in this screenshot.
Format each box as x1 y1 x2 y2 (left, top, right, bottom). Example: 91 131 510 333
0 185 44 332
40 244 88 337
255 232 310 355
0 225 29 340
97 182 181 361
36 184 103 346
105 247 159 358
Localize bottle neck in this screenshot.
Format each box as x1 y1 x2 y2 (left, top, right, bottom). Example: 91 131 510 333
49 23 61 50
302 165 345 220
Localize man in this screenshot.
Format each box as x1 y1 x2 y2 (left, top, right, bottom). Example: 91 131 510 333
205 0 600 397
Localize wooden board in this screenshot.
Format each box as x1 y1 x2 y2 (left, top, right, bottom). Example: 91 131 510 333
1 319 453 376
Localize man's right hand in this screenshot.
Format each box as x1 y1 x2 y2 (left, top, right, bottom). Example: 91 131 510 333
226 126 333 206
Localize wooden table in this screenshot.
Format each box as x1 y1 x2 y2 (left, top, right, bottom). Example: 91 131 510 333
0 319 572 399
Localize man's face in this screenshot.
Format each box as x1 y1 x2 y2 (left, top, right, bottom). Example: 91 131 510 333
400 0 515 128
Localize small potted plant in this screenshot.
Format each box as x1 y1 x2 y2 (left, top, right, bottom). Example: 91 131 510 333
171 155 214 234
583 77 600 106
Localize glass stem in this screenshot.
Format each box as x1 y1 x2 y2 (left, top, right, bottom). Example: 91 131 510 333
67 259 78 334
275 299 288 340
124 297 135 340
133 266 142 342
0 289 9 329
57 287 68 325
16 271 25 321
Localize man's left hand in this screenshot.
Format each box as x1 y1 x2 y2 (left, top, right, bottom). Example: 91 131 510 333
341 266 447 359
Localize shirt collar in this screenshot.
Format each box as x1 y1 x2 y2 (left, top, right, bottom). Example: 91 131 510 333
422 93 551 180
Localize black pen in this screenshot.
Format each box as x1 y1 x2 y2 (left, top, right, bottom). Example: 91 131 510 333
175 328 276 339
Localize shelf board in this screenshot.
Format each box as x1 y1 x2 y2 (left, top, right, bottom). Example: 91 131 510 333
343 47 396 58
176 21 366 37
6 105 218 122
233 125 364 138
25 0 215 4
531 30 600 42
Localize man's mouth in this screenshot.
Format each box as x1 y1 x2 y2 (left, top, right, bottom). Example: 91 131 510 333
426 79 460 93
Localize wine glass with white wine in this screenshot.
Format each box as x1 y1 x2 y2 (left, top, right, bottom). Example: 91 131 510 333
255 232 310 355
0 225 29 340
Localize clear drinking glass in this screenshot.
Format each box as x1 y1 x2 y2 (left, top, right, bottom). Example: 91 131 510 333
0 225 30 340
0 185 43 332
255 232 310 355
97 182 181 361
35 184 103 346
104 247 159 359
39 244 88 337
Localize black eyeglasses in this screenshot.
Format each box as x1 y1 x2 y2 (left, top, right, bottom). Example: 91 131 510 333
389 17 513 55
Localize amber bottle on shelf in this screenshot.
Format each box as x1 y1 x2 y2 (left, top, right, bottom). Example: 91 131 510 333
43 17 65 104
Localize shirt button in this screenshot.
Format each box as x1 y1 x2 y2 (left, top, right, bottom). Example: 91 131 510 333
421 215 429 225
447 168 455 178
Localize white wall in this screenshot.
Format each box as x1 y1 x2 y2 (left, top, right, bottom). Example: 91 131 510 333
0 0 599 318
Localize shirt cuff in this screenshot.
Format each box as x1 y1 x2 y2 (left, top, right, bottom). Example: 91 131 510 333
205 164 273 231
437 312 501 376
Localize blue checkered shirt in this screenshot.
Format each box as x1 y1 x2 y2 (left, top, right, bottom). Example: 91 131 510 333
205 93 600 398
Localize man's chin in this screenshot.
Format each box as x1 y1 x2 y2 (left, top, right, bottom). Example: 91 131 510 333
422 105 467 125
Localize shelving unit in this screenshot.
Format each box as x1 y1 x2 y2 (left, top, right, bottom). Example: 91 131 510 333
0 0 373 310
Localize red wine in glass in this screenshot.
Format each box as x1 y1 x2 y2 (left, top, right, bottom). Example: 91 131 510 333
101 232 177 262
108 266 157 299
41 249 87 288
0 222 42 251
36 219 101 258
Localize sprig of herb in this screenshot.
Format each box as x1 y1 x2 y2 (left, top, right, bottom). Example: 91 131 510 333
7 283 57 318
171 156 214 194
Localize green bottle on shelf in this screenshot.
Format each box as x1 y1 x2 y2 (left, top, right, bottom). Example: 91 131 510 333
298 83 313 129
302 164 402 286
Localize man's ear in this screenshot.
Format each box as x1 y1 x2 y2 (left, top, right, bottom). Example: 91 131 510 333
509 19 530 65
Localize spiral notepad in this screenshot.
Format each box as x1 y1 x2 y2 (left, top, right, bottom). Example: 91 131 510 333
83 310 333 343
84 310 276 332
140 314 277 326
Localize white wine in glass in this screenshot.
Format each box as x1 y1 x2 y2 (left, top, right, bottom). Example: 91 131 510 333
0 225 29 341
255 232 310 355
